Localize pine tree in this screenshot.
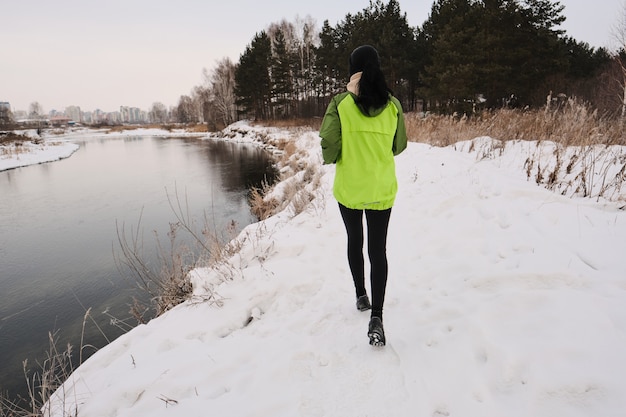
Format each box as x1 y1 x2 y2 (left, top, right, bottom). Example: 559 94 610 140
234 31 272 119
472 0 523 107
315 0 418 109
225 0 614 119
421 0 478 112
513 0 567 104
422 0 568 111
315 20 349 97
270 27 295 118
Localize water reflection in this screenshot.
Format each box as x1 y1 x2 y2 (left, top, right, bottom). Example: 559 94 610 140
0 135 277 399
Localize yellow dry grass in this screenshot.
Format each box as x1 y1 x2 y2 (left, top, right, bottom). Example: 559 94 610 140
405 100 624 147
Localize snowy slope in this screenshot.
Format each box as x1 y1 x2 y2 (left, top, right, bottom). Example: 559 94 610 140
45 124 626 417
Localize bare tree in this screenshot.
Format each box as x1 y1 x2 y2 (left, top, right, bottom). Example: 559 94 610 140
28 101 44 119
149 102 168 124
612 3 626 120
0 102 13 126
175 95 195 124
293 15 320 116
207 58 238 127
190 86 208 124
267 16 321 118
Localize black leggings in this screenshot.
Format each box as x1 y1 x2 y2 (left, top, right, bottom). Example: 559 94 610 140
338 203 392 319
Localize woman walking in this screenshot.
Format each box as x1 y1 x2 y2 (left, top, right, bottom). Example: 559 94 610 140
319 45 407 346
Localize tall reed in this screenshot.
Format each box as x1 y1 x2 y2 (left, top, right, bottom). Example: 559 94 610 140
405 99 624 147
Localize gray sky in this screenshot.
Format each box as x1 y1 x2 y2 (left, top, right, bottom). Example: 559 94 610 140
1 0 622 113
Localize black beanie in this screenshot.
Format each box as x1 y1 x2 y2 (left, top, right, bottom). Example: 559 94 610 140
349 45 380 76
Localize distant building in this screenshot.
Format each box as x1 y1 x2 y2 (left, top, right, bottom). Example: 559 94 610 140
3 103 151 126
65 106 82 124
107 111 121 124
82 111 93 124
50 116 72 126
120 106 148 124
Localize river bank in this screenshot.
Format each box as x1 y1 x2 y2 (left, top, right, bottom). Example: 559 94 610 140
36 122 626 417
0 124 280 408
0 127 209 172
0 138 79 172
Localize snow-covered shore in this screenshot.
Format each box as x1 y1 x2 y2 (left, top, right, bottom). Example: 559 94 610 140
7 123 626 417
0 127 208 172
0 139 79 172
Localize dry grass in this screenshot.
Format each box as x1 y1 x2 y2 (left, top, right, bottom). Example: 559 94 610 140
0 132 45 158
0 132 30 145
103 124 145 133
184 123 209 133
253 118 322 131
250 181 281 220
405 100 625 203
114 190 222 319
0 309 107 417
0 141 26 158
6 104 620 414
405 99 624 147
103 123 208 134
259 99 623 149
242 126 323 220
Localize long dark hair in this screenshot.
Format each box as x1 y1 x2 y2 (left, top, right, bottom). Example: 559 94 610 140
349 45 392 114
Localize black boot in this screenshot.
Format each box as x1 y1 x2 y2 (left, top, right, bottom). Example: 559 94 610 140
368 316 386 347
356 294 371 311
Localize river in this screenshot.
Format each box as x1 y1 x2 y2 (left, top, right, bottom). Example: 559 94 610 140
0 133 277 400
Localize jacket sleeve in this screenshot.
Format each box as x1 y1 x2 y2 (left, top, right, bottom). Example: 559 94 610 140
319 96 342 164
391 96 408 156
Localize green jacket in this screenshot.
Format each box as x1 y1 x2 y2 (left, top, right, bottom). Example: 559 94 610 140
320 92 407 210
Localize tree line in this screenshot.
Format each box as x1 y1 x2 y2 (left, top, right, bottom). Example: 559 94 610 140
169 0 621 126
1 1 622 129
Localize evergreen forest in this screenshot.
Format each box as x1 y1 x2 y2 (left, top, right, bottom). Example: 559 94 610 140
176 0 621 127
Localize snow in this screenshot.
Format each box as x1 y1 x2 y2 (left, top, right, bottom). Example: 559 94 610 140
6 123 626 417
0 138 79 172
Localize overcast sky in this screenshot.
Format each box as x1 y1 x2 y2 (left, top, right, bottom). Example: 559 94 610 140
1 0 623 113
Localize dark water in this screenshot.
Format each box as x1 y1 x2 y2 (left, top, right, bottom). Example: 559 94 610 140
0 135 277 399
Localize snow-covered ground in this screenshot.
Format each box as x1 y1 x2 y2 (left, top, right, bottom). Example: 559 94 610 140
0 137 79 171
7 123 626 417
